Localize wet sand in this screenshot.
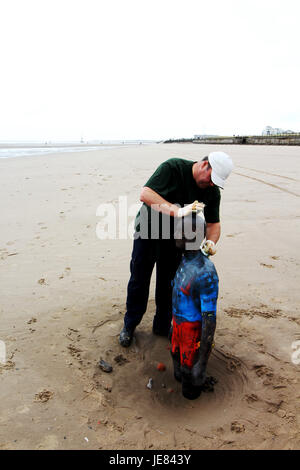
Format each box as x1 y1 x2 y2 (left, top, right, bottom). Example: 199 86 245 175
0 143 299 449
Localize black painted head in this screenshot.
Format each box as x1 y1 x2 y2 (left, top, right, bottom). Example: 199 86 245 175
174 212 206 251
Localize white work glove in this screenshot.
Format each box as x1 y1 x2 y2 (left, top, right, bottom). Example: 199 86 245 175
177 200 205 218
200 240 217 257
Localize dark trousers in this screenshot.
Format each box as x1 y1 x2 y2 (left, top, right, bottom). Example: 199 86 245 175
124 237 182 332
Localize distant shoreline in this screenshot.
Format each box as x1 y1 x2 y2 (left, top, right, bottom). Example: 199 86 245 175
0 141 159 158
0 140 158 149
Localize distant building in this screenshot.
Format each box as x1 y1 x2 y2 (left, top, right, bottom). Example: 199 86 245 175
262 126 297 136
194 134 219 139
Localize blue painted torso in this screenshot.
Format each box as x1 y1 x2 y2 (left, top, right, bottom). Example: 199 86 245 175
172 251 219 324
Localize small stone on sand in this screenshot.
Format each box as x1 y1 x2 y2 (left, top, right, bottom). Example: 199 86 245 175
98 359 113 373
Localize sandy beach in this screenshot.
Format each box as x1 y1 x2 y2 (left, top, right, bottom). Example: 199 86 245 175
0 143 299 450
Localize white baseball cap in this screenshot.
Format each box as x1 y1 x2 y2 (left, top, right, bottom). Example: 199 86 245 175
208 151 234 189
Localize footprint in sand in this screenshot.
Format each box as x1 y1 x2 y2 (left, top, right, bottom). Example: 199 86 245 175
114 354 130 366
260 263 274 269
0 361 15 372
34 390 54 403
252 364 275 386
244 393 259 404
253 364 274 377
231 421 246 433
0 251 18 260
226 232 242 238
224 306 280 320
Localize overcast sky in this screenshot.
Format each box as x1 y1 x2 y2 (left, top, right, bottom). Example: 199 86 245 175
0 0 299 141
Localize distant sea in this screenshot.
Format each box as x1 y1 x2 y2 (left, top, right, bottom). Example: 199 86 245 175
0 141 156 159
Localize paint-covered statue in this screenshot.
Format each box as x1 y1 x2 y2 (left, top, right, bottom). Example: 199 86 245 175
171 212 219 400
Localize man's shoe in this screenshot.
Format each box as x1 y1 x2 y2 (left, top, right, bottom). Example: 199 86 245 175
119 326 134 347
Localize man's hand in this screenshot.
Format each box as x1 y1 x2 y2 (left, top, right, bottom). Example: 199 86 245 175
200 239 217 256
177 200 205 218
